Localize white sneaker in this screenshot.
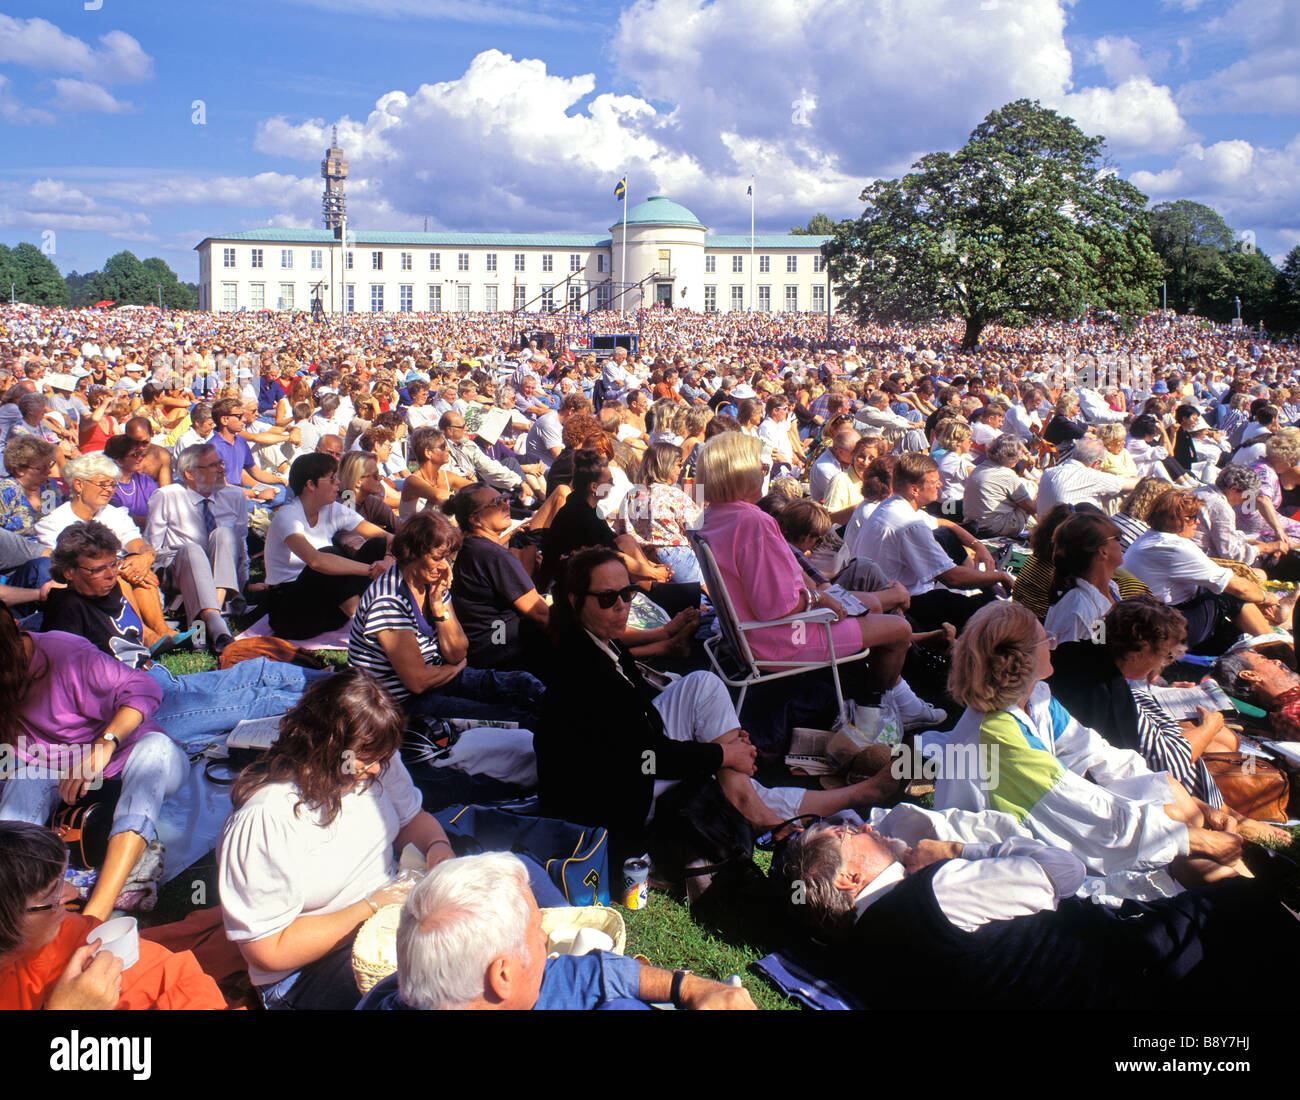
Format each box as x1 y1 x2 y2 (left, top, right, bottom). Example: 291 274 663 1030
885 680 947 730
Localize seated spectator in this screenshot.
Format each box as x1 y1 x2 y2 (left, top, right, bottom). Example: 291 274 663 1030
934 421 974 514
349 510 544 722
852 452 1008 633
962 433 1035 537
535 548 898 870
146 442 248 654
0 606 189 921
1050 599 1272 820
808 427 859 503
1043 511 1124 643
823 437 881 524
1095 422 1138 481
838 454 895 567
1213 645 1300 740
1111 475 1169 548
1036 437 1136 516
0 434 60 585
1247 430 1300 546
1122 489 1285 652
339 450 397 533
0 822 225 1010
1125 414 1183 482
1193 463 1283 570
265 452 394 640
359 852 754 1011
524 392 591 471
935 600 1248 883
1041 394 1087 449
218 669 456 1010
773 818 1300 1009
617 441 704 585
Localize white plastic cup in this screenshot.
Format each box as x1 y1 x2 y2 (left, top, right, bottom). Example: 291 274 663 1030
570 927 614 956
86 916 139 970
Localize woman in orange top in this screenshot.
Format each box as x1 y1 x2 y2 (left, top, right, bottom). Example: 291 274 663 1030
0 822 225 1010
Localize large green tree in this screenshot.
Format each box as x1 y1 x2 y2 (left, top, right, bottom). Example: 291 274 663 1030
1270 245 1300 335
789 213 840 236
0 242 70 305
826 99 1164 350
1148 200 1237 316
86 251 195 309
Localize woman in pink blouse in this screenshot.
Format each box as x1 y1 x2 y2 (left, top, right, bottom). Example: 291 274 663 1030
0 608 189 921
618 441 704 584
694 432 910 690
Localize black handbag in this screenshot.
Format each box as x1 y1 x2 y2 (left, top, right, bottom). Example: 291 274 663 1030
48 779 123 870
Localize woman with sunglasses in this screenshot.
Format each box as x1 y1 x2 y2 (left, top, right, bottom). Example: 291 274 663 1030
1043 511 1125 644
218 668 454 1010
0 821 225 1009
936 600 1251 886
535 547 902 871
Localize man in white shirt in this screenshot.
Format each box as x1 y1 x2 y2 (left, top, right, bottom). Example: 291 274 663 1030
146 442 249 654
1076 385 1125 424
600 347 639 403
756 395 805 477
1036 437 1136 516
854 391 913 433
809 427 860 503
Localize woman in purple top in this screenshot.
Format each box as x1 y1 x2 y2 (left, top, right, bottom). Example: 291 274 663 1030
0 607 188 921
104 434 158 530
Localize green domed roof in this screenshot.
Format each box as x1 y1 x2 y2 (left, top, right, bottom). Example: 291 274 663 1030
613 195 706 230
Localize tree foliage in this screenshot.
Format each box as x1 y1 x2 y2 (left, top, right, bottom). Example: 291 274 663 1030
826 99 1164 350
85 251 195 309
789 213 840 236
0 242 71 305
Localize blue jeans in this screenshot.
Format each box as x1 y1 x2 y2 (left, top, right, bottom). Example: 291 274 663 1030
655 544 703 585
403 667 545 724
0 729 188 846
146 658 333 753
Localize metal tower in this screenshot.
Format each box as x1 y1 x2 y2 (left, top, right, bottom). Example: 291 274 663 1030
321 126 348 231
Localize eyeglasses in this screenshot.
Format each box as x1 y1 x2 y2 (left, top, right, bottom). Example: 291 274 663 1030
78 555 126 578
588 585 637 609
26 859 70 911
1034 632 1059 651
83 477 117 492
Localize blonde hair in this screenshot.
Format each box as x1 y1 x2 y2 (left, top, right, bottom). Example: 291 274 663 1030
937 421 972 451
948 601 1041 713
1095 422 1126 449
1266 428 1300 467
697 431 763 505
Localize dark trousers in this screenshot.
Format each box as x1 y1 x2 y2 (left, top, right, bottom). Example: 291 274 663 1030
268 537 388 640
905 588 997 634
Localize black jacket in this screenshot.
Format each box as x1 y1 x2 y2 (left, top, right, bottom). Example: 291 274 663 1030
534 627 723 863
1047 639 1140 752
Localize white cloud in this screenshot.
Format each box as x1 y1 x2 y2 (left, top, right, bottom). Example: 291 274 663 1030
1160 0 1206 10
0 73 53 125
0 16 152 83
1178 0 1300 114
50 78 133 115
1059 77 1194 155
279 0 582 28
1087 36 1149 82
0 177 151 237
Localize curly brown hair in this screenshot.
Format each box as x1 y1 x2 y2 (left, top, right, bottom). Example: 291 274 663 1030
229 668 405 827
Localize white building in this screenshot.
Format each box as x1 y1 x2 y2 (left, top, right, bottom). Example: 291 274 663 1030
194 196 838 317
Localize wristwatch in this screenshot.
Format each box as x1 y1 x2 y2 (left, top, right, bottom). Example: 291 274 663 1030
97 732 120 750
670 969 690 1008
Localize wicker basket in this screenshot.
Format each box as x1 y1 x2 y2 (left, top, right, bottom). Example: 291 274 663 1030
352 904 403 994
541 905 626 956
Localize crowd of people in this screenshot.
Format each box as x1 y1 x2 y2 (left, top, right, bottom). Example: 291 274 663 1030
2 298 1300 1012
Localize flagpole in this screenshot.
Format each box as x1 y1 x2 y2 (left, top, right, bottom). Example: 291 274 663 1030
749 175 754 313
620 176 628 317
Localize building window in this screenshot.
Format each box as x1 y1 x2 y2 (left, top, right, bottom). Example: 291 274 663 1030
221 282 237 310
813 254 825 273
514 284 527 310
784 285 798 312
541 285 555 311
542 254 554 273
785 255 796 273
485 253 497 273
222 247 236 268
345 251 353 270
704 286 717 312
484 285 498 312
372 251 383 271
759 255 770 273
705 255 716 273
595 284 612 310
370 284 384 312
428 285 442 312
399 252 411 271
281 249 294 269
456 285 470 311
812 284 826 312
514 253 525 272
569 254 582 272
344 284 355 313
568 284 582 310
430 252 441 271
757 286 771 312
278 283 294 311
657 249 671 277
250 248 263 269
400 284 413 312
310 249 322 270
730 285 744 310
597 255 606 273
732 255 743 273
457 252 469 271
249 283 265 310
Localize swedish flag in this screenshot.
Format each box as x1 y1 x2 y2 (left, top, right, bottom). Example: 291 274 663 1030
614 177 626 201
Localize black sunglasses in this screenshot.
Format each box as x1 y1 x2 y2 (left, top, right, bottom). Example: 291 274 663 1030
588 585 637 609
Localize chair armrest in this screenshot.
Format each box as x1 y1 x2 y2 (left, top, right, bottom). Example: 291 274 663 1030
737 607 838 630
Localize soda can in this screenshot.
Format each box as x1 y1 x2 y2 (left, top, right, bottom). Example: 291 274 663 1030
622 858 650 910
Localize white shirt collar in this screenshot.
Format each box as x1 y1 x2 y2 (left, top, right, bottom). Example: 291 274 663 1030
852 861 906 920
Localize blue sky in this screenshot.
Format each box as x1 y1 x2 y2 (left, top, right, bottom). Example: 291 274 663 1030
1 0 1297 283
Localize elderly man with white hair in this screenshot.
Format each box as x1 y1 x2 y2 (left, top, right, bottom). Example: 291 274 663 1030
146 442 250 655
358 853 755 1011
1035 436 1138 517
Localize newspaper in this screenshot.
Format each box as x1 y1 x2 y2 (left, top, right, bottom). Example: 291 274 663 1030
473 406 513 446
1148 678 1233 721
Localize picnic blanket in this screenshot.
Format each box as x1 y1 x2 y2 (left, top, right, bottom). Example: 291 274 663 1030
235 613 351 651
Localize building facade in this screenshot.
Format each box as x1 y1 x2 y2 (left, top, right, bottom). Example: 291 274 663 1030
195 196 836 317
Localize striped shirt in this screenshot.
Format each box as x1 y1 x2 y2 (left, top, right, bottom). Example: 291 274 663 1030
1129 684 1223 808
348 565 442 703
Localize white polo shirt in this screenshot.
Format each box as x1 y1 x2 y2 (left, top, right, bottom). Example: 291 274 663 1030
854 496 954 596
1121 528 1232 606
1036 460 1124 516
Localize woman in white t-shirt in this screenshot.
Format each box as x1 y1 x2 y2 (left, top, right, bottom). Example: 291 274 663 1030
265 452 393 640
218 668 454 1010
1044 512 1124 644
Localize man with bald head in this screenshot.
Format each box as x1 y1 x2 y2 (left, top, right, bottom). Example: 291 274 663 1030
810 426 861 503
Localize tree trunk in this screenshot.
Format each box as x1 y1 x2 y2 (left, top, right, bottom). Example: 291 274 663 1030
960 316 984 351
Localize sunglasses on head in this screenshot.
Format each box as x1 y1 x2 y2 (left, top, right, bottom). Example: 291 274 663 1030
588 585 637 609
